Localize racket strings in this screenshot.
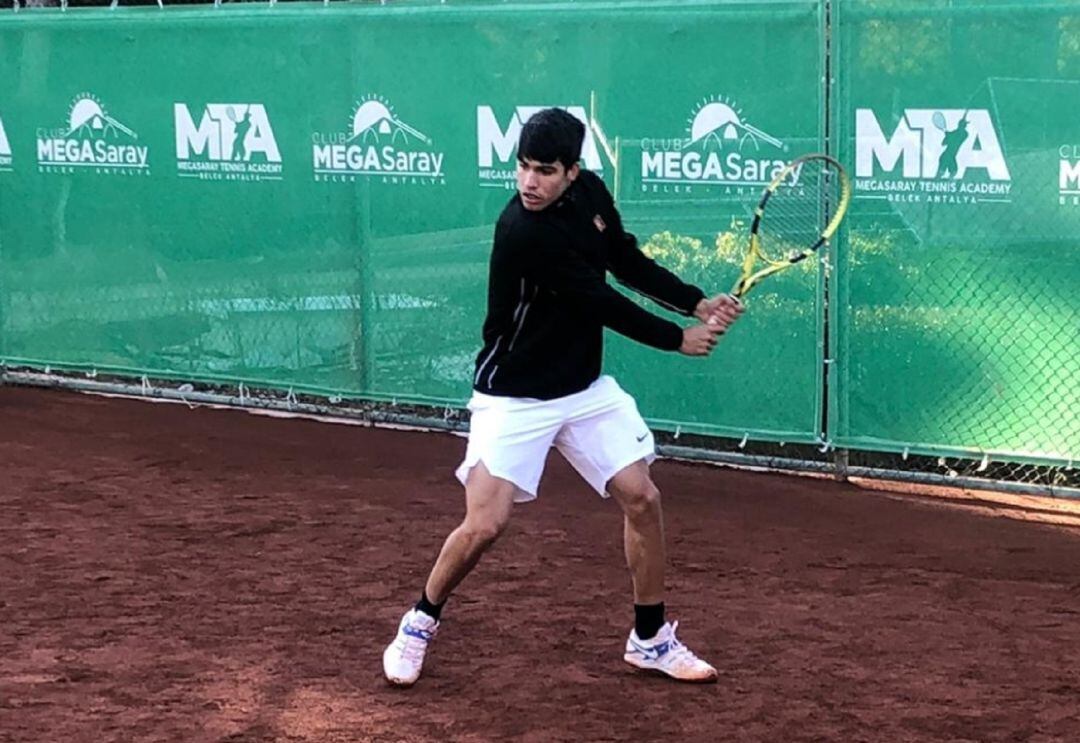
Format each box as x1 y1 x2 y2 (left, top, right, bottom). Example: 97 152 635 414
757 162 843 264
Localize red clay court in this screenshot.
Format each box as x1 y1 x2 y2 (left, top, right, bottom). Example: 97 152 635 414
2 385 1079 742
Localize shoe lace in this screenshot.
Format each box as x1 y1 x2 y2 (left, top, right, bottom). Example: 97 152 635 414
399 634 428 664
397 619 436 663
663 622 704 667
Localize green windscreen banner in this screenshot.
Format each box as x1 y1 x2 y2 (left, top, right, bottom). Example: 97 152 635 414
0 1 826 444
833 0 1080 463
1 0 1077 465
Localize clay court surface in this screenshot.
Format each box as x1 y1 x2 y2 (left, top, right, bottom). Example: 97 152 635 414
1 385 1079 742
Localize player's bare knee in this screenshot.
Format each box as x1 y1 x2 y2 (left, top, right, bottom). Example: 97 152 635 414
620 483 662 522
462 516 508 549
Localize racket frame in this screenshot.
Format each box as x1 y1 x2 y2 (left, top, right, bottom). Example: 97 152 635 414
731 153 851 299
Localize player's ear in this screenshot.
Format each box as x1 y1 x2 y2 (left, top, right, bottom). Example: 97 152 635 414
567 162 580 182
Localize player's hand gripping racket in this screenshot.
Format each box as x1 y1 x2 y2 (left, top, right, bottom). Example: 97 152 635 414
730 153 851 299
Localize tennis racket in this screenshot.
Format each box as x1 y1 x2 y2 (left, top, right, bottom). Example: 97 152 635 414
931 109 968 132
730 153 851 299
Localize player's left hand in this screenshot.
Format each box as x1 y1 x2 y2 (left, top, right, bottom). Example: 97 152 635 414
694 294 744 332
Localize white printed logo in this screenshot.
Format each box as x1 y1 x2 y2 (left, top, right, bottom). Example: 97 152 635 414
0 114 11 172
36 94 149 176
1058 144 1080 207
312 96 445 185
637 95 788 198
174 103 282 182
855 108 1011 204
476 105 603 189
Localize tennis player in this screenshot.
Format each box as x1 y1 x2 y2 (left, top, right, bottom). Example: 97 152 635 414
384 108 743 686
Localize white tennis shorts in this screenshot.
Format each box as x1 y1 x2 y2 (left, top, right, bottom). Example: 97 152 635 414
455 375 656 502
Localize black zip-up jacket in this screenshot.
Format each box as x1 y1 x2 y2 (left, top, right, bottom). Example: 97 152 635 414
471 169 705 400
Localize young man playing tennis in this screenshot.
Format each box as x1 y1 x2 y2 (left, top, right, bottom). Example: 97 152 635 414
383 108 743 686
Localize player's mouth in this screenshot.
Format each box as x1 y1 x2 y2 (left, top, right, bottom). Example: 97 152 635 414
521 192 544 208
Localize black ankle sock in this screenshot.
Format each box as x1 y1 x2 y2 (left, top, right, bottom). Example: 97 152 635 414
416 591 445 621
634 602 665 640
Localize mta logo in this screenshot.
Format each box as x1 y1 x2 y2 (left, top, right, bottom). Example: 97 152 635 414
477 105 602 170
855 109 1010 181
174 104 281 163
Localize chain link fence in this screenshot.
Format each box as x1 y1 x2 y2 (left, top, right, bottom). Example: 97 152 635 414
834 5 1080 493
0 0 1076 498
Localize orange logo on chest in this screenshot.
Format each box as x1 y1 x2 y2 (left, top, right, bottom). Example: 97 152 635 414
593 214 607 232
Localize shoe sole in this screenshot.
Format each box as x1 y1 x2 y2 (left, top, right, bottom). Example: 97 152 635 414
624 657 718 684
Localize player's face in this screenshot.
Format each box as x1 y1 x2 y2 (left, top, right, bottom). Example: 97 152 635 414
517 158 579 211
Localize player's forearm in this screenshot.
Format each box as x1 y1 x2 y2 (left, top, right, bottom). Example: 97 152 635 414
594 293 685 351
609 242 705 316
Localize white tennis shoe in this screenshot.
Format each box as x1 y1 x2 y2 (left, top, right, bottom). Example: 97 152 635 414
383 608 439 687
624 620 718 683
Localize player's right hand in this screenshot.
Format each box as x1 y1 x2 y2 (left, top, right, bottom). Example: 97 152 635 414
694 293 744 332
679 324 721 356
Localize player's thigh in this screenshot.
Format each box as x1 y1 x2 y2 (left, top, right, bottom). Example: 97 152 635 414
463 460 518 530
554 378 656 497
456 393 563 502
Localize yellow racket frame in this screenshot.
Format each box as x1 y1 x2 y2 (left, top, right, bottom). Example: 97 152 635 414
731 153 852 299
